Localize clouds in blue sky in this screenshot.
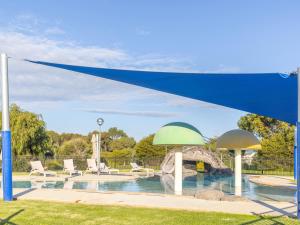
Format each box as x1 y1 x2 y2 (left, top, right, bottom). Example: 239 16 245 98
135 27 151 36
0 11 245 139
0 13 227 109
80 108 178 118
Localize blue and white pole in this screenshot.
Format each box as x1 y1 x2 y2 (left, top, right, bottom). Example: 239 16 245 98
295 127 297 180
297 67 300 218
1 53 12 201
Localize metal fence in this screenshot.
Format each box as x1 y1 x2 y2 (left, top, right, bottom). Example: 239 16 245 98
222 156 294 176
2 154 295 177
241 156 294 176
6 155 165 172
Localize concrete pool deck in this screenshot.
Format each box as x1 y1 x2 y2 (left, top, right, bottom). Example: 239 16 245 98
12 173 144 182
1 188 295 217
15 173 296 189
248 175 296 189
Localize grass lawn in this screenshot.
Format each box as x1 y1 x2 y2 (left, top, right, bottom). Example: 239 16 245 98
0 200 298 225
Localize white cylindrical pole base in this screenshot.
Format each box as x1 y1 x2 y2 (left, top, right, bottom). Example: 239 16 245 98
235 149 242 196
174 150 183 195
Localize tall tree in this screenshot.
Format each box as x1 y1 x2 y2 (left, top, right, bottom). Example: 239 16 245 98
135 134 165 160
238 114 294 169
0 104 51 156
109 137 136 151
88 130 112 151
108 127 127 140
47 130 61 155
238 114 288 139
57 137 91 157
60 133 87 143
88 127 130 152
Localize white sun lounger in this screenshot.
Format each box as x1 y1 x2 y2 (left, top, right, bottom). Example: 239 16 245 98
63 159 82 176
86 158 100 174
29 161 57 177
130 162 154 175
99 162 119 174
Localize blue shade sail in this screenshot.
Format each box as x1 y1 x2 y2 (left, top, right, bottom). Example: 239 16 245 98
26 60 297 124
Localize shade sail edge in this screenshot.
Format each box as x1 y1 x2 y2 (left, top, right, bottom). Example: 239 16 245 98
25 60 297 124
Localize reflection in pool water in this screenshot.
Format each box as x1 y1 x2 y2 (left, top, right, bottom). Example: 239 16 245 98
4 174 296 202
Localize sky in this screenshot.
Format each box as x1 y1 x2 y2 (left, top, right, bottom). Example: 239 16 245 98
0 0 299 140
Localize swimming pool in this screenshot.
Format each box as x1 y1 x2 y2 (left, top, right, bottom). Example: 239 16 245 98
5 174 296 202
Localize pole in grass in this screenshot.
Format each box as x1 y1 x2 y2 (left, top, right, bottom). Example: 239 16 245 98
96 118 104 172
1 53 12 201
297 67 300 219
295 126 297 180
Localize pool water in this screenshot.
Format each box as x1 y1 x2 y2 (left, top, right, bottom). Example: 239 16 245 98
5 174 296 202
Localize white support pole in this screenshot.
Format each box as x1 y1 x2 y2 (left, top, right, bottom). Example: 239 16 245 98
1 53 12 201
174 149 182 195
2 54 9 132
234 149 242 196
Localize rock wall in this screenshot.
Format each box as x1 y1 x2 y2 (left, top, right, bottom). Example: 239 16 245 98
161 146 232 175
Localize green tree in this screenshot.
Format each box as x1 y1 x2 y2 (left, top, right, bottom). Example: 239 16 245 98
47 130 61 155
237 114 288 139
238 114 294 170
204 137 217 151
88 127 130 152
57 137 91 157
135 134 165 160
60 133 87 143
87 130 112 151
0 104 51 156
108 127 127 140
102 148 134 160
109 137 136 151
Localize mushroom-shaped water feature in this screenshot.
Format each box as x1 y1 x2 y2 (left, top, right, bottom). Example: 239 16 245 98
153 122 204 195
216 129 261 196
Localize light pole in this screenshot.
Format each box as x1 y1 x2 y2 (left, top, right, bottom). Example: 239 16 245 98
96 118 104 171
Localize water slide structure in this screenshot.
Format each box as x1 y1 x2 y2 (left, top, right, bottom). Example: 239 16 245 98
160 146 232 175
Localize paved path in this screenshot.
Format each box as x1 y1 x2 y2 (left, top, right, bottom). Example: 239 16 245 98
248 175 295 189
6 188 296 217
13 174 138 182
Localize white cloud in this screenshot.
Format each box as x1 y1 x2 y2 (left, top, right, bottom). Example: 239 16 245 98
0 33 128 104
80 108 178 118
0 15 240 113
204 64 241 73
0 30 196 109
45 27 65 35
136 28 151 36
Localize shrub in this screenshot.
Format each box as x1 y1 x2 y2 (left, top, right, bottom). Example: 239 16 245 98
46 160 63 170
12 157 31 172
